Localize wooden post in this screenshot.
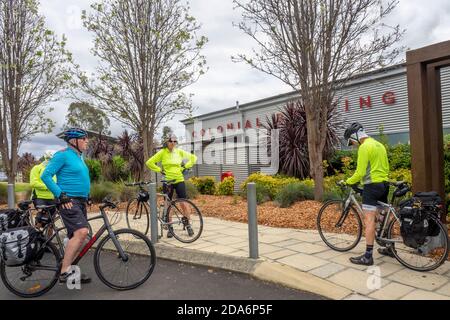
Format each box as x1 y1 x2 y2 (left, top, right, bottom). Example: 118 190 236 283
406 40 450 223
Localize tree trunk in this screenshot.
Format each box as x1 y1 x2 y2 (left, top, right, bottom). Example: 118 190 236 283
142 128 150 181
305 107 324 201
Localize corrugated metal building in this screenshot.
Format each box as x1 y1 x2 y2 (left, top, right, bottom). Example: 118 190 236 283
180 64 450 191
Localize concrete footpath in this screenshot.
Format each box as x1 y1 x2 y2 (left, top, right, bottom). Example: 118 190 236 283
92 215 450 300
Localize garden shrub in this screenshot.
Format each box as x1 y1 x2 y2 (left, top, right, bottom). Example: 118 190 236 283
274 182 314 208
240 173 299 199
189 176 216 195
185 180 199 199
115 183 137 202
326 149 357 176
90 181 120 203
0 183 7 203
323 189 342 202
388 143 411 170
389 168 412 184
85 159 102 182
111 155 129 182
216 177 235 196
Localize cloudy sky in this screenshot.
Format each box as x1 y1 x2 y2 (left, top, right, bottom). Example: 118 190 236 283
20 0 450 156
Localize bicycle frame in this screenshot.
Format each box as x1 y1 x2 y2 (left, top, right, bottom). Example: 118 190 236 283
340 188 404 245
40 205 128 266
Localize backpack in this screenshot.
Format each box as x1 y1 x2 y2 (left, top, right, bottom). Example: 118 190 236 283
0 209 22 232
0 226 41 267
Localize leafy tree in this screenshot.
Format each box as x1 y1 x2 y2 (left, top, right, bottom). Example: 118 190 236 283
0 0 72 185
18 152 38 183
75 0 208 178
233 0 403 200
64 102 111 135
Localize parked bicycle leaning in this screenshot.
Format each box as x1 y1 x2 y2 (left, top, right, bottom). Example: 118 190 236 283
146 134 197 238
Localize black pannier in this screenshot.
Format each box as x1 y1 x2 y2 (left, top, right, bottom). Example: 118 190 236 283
0 226 41 267
0 209 22 232
398 204 429 249
398 192 444 249
413 192 443 237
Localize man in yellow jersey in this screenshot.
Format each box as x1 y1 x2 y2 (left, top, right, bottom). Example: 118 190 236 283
344 123 391 266
146 134 197 238
30 151 56 228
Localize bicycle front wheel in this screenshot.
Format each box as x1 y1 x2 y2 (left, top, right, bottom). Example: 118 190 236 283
167 199 203 243
387 215 449 272
94 228 156 290
317 200 363 252
126 199 150 235
0 241 61 298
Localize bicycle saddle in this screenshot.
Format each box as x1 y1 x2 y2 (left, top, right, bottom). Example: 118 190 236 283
18 200 33 210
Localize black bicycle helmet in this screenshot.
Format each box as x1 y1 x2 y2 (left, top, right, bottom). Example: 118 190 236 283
344 122 364 146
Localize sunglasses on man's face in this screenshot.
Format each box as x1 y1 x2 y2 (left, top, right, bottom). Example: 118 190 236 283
169 140 177 143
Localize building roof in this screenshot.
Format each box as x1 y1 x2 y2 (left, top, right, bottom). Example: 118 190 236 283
181 63 406 124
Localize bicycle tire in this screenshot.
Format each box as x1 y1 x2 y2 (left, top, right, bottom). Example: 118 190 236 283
125 199 150 235
387 215 449 272
167 198 203 243
0 240 61 298
317 200 363 252
94 228 156 290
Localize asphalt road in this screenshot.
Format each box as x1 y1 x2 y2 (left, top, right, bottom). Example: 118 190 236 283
0 251 326 300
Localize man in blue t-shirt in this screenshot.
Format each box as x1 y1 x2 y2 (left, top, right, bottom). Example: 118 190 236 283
41 128 91 284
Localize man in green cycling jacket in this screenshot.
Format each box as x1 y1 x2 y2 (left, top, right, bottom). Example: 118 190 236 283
344 122 391 266
146 134 197 238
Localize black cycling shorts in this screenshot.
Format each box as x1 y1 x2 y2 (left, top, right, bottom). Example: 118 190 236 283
362 182 389 209
59 198 90 239
163 181 187 200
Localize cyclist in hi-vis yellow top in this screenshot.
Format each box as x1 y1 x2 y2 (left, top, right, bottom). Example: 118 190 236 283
344 122 391 266
146 134 197 238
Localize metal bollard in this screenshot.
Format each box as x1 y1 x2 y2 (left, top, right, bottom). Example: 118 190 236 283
148 182 158 243
247 182 259 259
7 183 15 209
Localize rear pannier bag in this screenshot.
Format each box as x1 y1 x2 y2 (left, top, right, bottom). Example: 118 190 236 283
413 192 444 237
399 205 429 249
0 226 40 267
0 209 22 232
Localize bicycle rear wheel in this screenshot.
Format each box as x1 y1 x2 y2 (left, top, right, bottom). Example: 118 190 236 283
167 199 203 243
94 228 156 290
387 215 449 271
317 200 363 252
126 199 150 235
0 241 61 298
